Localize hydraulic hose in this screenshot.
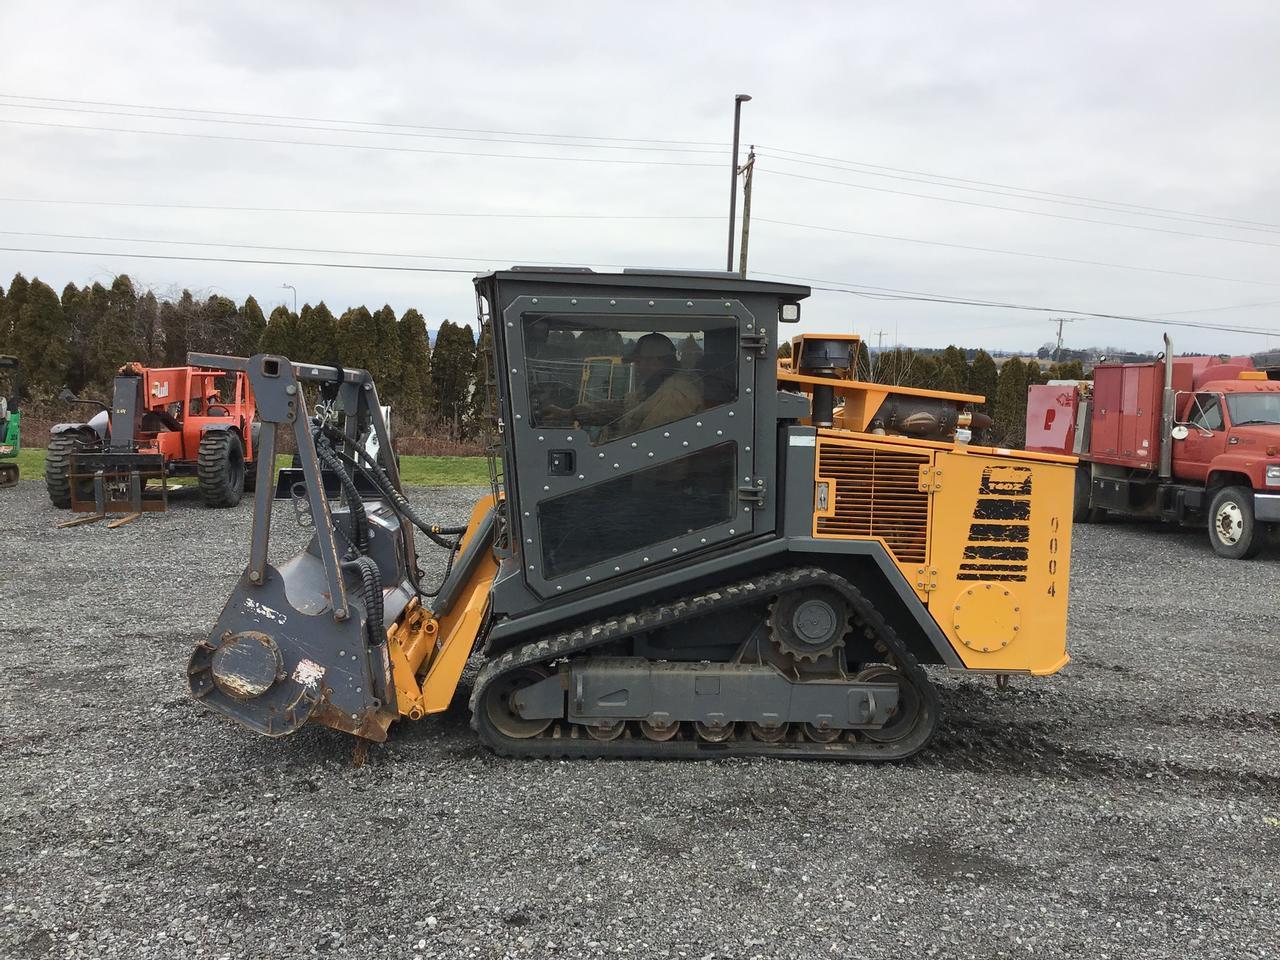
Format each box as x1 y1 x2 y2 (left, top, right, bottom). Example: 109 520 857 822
313 423 468 600
317 424 467 547
314 429 368 554
341 555 384 646
345 445 464 599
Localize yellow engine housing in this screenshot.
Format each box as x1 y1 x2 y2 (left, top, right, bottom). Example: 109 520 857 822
812 431 1073 675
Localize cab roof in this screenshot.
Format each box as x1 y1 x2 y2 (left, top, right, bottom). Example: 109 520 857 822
1201 378 1280 394
475 266 810 299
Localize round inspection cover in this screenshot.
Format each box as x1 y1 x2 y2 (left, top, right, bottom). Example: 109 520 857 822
211 631 283 699
951 584 1022 653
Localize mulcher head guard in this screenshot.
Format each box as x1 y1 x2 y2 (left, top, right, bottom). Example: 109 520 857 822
185 353 425 741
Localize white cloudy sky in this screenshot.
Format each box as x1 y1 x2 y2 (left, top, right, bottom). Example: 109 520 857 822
1 0 1278 356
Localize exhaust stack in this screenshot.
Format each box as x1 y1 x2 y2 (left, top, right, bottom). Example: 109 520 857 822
1159 333 1174 479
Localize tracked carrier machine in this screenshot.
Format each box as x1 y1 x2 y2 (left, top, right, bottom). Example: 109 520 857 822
188 270 1074 760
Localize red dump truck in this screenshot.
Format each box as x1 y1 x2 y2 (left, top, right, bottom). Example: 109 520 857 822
1026 337 1280 558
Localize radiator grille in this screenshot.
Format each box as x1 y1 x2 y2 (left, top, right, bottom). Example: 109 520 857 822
816 444 930 563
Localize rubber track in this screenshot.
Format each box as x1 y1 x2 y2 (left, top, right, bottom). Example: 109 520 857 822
469 566 940 761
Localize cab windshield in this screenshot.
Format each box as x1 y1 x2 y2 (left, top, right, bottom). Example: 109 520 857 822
1226 393 1280 426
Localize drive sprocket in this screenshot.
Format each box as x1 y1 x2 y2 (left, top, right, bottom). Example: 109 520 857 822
767 586 851 663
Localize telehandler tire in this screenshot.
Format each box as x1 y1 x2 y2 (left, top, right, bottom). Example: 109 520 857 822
243 421 262 492
45 432 98 509
198 430 246 508
1207 485 1262 559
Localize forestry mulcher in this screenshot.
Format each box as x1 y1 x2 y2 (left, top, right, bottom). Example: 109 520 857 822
188 269 1074 760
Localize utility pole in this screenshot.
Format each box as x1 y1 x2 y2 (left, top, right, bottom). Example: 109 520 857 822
737 146 756 278
1049 317 1074 363
726 94 751 272
871 329 887 381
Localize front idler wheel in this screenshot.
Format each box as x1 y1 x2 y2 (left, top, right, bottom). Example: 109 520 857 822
857 665 925 744
483 666 553 740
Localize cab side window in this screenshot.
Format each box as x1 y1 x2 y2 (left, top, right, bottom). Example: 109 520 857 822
1189 393 1223 431
523 314 738 445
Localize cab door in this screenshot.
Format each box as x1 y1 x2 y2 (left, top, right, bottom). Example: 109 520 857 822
1176 392 1227 482
501 294 760 599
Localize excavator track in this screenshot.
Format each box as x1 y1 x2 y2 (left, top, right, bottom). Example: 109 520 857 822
470 567 940 760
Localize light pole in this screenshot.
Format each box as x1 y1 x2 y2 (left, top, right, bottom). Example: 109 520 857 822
281 283 297 314
726 93 751 272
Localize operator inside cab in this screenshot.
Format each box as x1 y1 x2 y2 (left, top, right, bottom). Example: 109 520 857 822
544 333 704 440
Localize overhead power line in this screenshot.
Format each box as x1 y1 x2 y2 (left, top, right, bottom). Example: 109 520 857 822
0 118 723 168
760 163 1280 238
0 196 720 221
1155 297 1280 317
0 93 728 147
5 238 1276 339
755 217 1280 288
0 245 487 275
754 270 1280 337
13 224 1278 293
757 146 1280 233
0 101 725 155
752 163 1280 248
7 200 1272 292
9 92 1272 242
0 228 650 267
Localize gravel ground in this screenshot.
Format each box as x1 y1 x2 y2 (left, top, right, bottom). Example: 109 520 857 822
1 480 1278 960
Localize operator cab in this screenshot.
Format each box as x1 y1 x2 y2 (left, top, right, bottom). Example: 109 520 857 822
475 268 806 606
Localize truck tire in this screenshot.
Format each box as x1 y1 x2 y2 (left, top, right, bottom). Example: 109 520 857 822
198 430 246 508
45 432 97 509
1207 485 1262 559
1072 466 1091 523
1072 465 1107 523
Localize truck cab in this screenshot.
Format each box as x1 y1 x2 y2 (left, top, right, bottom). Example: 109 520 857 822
1026 347 1280 558
1176 378 1280 484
